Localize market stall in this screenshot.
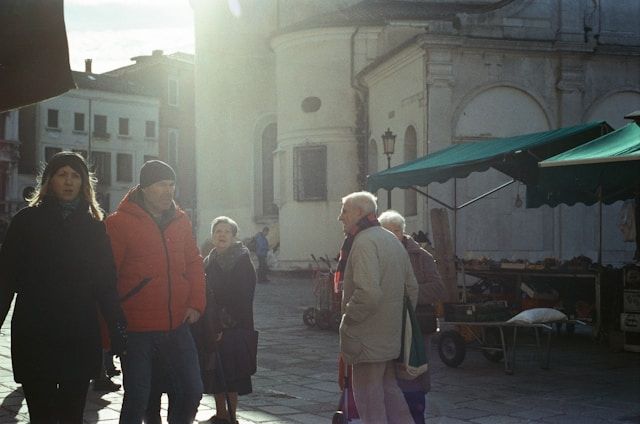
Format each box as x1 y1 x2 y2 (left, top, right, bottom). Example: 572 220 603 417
457 258 599 330
526 120 640 351
528 121 640 259
366 121 616 343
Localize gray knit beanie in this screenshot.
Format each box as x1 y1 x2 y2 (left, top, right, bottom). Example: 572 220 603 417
139 160 176 188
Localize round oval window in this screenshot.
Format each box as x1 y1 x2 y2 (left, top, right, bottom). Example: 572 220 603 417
301 96 321 113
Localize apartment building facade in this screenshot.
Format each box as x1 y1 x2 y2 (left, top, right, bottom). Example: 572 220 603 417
18 69 160 212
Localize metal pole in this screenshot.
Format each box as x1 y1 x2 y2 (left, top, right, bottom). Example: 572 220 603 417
598 186 602 265
386 154 391 209
87 98 93 162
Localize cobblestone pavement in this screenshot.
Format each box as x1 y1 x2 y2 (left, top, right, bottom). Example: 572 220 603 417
0 276 638 423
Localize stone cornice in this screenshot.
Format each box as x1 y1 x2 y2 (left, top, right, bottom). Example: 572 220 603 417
360 44 425 87
271 27 370 52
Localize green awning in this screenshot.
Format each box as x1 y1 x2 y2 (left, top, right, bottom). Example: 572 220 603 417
527 123 640 208
367 121 611 192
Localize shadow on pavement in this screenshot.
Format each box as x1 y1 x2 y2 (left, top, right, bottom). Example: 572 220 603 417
0 387 24 423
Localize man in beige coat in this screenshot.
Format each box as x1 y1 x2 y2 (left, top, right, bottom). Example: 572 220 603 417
337 191 418 424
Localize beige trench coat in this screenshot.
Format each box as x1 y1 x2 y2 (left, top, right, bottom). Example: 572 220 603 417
340 226 418 365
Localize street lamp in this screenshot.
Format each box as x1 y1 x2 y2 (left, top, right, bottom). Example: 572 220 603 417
381 128 396 209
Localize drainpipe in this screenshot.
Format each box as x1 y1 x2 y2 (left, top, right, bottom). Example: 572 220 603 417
421 37 431 233
350 27 369 189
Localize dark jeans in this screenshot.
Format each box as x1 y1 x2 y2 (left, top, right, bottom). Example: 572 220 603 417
144 356 169 424
120 324 203 424
257 255 269 282
22 379 89 424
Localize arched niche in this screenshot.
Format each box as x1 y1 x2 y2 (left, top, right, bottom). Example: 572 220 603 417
368 139 378 175
404 125 417 216
453 85 550 255
455 85 550 139
585 90 640 129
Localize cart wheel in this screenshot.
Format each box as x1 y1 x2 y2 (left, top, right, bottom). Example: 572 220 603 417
332 411 347 424
303 307 316 328
438 330 466 367
316 310 332 330
482 327 504 363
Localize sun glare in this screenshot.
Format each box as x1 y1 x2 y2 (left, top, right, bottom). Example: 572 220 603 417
65 0 195 73
228 0 242 18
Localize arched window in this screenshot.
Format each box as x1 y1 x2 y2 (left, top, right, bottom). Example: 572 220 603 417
404 126 417 216
368 139 378 175
261 123 278 216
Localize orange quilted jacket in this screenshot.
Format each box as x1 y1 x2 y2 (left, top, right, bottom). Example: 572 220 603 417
105 189 206 332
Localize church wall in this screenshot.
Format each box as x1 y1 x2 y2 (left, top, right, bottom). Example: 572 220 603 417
448 44 638 265
193 0 640 267
364 46 428 233
271 28 361 266
193 1 278 244
365 31 638 265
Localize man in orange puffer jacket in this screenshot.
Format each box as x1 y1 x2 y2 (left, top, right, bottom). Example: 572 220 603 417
106 160 206 424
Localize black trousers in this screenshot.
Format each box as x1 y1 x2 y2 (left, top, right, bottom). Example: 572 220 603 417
257 255 269 282
22 379 90 424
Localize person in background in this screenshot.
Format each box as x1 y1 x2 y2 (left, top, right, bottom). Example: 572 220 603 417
91 349 122 392
336 192 418 424
379 210 446 424
106 160 206 424
192 216 257 424
0 151 127 423
255 226 270 283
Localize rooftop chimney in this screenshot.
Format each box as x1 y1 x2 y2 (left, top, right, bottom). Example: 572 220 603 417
152 50 164 57
85 59 93 74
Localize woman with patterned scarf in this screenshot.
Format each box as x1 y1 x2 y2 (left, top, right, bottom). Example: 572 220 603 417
192 216 257 424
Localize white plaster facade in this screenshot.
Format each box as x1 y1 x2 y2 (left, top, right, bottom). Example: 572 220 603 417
193 0 640 267
26 87 159 212
0 111 21 219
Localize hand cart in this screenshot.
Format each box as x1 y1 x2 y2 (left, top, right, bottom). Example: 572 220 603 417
437 320 566 375
303 255 341 331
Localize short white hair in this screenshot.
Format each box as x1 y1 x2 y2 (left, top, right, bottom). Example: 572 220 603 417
342 191 377 215
378 210 406 232
210 216 238 236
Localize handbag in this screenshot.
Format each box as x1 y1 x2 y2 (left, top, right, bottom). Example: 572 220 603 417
219 328 259 378
396 296 429 380
415 304 438 334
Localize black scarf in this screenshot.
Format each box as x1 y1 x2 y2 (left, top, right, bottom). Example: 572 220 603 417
210 241 248 272
334 213 380 293
58 197 81 219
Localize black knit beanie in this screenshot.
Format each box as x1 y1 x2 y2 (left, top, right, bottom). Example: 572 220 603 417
42 151 88 183
139 160 176 188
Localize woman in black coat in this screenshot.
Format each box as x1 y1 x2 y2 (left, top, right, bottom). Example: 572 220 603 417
193 216 257 424
0 151 127 424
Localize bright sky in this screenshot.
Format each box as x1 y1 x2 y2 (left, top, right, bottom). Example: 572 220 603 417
64 0 195 74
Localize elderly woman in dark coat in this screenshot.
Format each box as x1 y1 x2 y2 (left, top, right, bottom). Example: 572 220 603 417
193 216 257 424
379 210 446 424
0 151 127 423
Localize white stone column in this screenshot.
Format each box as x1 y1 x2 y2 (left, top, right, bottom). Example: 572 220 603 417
424 45 457 252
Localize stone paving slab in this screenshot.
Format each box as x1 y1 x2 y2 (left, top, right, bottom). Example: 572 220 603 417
0 277 638 423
